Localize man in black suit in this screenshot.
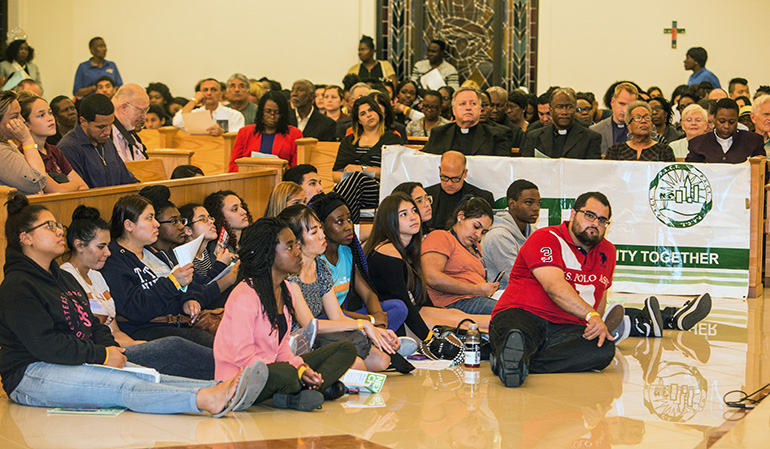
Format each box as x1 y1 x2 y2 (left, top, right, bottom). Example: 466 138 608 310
422 87 513 157
425 150 495 230
487 86 524 147
520 88 602 159
686 98 766 163
288 79 336 141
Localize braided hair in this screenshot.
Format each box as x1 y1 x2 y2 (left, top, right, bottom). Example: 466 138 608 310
237 218 294 332
308 192 377 310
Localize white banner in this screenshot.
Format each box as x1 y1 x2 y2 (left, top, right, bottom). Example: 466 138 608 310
381 146 751 298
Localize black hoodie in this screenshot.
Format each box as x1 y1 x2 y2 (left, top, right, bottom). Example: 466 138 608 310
0 247 117 395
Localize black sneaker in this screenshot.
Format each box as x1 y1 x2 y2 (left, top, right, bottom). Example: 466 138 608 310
643 296 664 337
498 330 527 388
273 390 324 411
673 293 712 331
322 381 346 401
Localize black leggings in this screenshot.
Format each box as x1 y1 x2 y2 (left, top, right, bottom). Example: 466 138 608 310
255 341 357 403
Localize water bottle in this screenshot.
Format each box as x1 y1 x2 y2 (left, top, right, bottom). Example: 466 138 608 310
464 323 481 368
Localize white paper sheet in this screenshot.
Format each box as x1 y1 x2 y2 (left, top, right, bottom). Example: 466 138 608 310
182 108 215 134
420 68 446 90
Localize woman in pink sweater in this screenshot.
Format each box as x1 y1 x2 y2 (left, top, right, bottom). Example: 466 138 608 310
214 217 356 411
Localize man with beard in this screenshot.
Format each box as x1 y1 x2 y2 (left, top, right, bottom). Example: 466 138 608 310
488 192 617 388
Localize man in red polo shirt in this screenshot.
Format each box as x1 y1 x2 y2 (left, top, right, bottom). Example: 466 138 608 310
490 191 617 388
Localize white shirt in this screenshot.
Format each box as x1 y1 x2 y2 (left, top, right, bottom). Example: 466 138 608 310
173 104 245 134
715 131 733 153
60 263 116 323
294 107 313 133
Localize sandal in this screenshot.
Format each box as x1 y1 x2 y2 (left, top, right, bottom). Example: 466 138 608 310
234 360 269 412
212 369 249 418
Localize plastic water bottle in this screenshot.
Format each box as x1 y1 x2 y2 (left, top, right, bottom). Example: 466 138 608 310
464 323 481 368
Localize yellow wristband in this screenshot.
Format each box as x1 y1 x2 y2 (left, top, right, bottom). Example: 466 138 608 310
297 365 307 379
103 347 110 365
168 273 182 290
585 311 600 322
357 319 364 331
192 98 198 104
368 315 376 325
22 144 37 151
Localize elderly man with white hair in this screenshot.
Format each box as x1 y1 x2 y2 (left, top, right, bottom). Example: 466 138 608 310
751 94 770 150
226 73 257 125
111 83 150 161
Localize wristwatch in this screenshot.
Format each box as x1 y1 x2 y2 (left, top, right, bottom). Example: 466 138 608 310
362 165 367 172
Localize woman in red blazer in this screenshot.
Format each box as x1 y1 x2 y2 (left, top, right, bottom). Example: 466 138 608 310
228 91 302 172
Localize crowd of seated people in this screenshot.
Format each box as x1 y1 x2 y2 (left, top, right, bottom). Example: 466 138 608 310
0 33 765 416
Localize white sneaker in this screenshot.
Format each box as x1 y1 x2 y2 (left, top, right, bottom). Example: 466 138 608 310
397 336 418 357
611 316 631 344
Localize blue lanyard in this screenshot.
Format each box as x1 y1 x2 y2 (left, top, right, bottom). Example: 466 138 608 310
450 229 486 273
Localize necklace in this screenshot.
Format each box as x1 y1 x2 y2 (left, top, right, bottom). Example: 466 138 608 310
94 144 106 165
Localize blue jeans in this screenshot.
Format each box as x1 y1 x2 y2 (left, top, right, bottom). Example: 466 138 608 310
10 361 218 414
124 336 214 380
446 296 497 315
350 299 408 332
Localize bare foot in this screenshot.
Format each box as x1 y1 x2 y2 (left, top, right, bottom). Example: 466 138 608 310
197 369 242 415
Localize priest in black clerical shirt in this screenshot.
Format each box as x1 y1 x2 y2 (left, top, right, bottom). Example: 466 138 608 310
422 86 513 157
424 150 495 230
520 88 602 159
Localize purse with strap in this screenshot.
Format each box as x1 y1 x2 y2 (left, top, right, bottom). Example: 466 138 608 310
191 308 224 334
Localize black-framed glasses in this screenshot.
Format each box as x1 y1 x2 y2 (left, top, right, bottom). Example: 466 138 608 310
631 115 652 123
158 217 188 226
577 210 610 226
439 174 463 183
26 220 66 233
263 110 281 117
190 215 215 225
576 107 593 113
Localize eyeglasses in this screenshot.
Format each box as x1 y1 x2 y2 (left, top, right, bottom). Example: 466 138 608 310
414 195 433 206
128 103 150 114
441 96 451 101
440 174 463 183
577 210 610 226
263 110 281 117
683 117 704 123
630 115 652 123
553 104 575 111
576 107 593 113
26 220 66 233
158 217 188 226
422 104 439 111
190 215 215 224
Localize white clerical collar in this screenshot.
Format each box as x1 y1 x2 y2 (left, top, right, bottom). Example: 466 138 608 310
715 131 733 153
460 127 470 134
557 129 567 135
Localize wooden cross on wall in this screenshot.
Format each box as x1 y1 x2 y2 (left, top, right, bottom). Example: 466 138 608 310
664 20 685 48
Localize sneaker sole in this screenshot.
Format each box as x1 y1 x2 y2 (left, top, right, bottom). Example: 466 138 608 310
611 316 631 344
676 293 712 331
603 303 625 333
499 330 526 388
645 296 664 337
397 336 418 357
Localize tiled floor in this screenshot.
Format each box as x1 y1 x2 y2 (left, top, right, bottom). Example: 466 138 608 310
1 292 769 448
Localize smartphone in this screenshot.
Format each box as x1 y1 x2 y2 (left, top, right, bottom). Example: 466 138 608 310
216 227 229 250
493 270 506 283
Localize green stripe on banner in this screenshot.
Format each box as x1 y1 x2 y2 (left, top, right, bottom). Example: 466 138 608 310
615 245 749 270
540 198 575 226
615 268 749 279
613 276 747 286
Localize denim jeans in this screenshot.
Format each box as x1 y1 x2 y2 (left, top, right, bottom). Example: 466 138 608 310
10 361 218 414
446 296 497 315
124 336 215 380
130 326 215 348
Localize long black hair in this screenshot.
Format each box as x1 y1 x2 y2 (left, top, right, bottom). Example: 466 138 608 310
237 218 294 332
364 192 427 306
204 190 252 251
109 195 152 240
392 181 431 235
254 90 290 135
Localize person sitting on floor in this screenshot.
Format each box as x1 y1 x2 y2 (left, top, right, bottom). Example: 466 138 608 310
204 190 252 253
213 217 357 410
61 205 216 380
0 194 260 418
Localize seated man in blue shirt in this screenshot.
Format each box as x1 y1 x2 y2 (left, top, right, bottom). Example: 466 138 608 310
58 94 138 188
685 47 721 89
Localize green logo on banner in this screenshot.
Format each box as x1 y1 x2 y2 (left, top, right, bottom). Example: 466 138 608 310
649 164 712 228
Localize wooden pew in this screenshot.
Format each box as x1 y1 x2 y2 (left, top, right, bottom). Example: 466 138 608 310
145 148 195 178
124 158 168 182
296 138 339 189
235 157 287 186
138 126 237 175
0 170 277 283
